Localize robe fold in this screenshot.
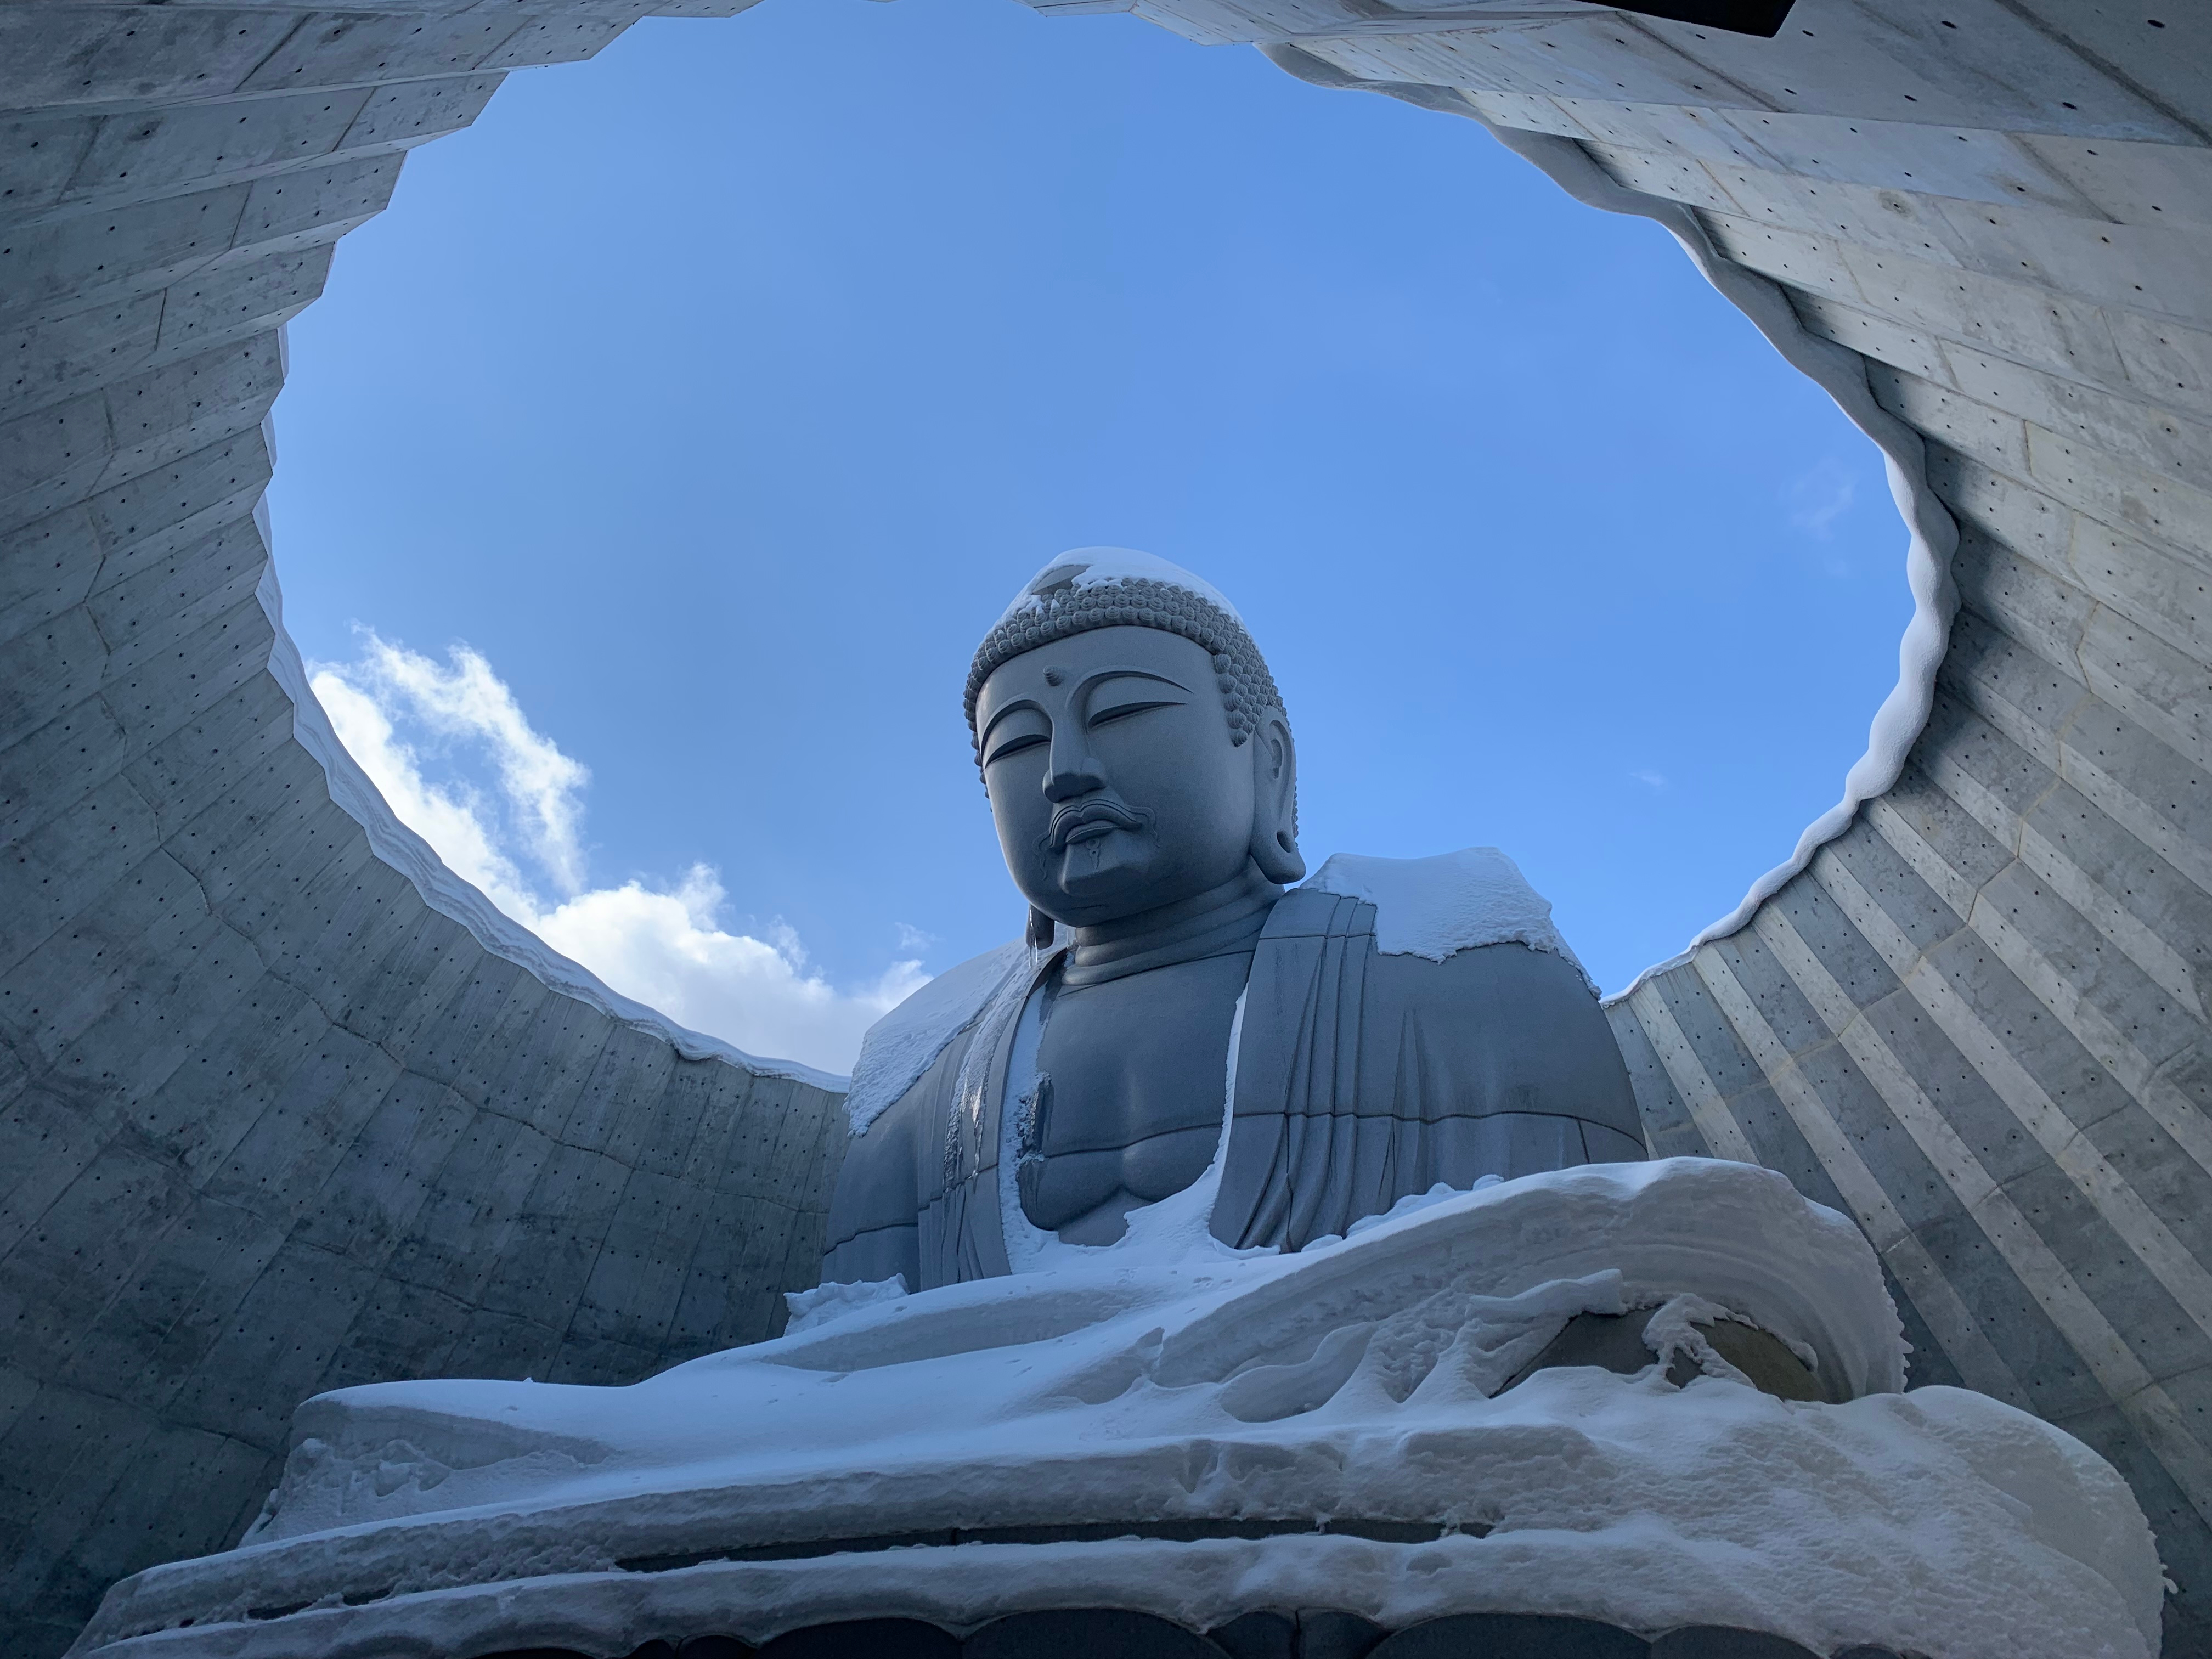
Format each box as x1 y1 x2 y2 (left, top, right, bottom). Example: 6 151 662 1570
821 886 1645 1293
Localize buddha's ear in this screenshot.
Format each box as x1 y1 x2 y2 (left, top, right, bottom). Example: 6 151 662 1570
1248 707 1305 884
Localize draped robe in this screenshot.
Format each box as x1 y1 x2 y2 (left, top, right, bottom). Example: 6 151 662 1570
820 886 1646 1292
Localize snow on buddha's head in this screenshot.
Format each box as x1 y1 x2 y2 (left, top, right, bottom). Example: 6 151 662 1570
992 548 1244 629
965 550 1304 930
964 549 1278 745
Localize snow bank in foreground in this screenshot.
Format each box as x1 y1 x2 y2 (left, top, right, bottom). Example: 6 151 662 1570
75 1160 2160 1659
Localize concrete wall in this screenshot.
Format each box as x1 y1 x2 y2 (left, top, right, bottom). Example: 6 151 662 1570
4 0 2209 1654
1116 0 2212 1644
0 5 848 1655
1144 4 2211 1652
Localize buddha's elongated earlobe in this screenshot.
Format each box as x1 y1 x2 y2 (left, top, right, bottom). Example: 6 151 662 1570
1248 708 1305 884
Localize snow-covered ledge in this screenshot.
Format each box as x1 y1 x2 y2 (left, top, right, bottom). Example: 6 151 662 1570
71 1160 2161 1659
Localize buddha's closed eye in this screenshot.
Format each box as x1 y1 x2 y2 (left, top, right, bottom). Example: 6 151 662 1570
1088 699 1180 729
983 706 1053 765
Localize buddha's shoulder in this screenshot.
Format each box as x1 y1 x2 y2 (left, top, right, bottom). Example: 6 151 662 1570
843 938 1032 1141
1279 849 1636 1135
1280 846 1598 1001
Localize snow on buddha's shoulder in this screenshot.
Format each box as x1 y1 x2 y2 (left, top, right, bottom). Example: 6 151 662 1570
1304 846 1592 988
844 938 1031 1136
845 848 1587 1134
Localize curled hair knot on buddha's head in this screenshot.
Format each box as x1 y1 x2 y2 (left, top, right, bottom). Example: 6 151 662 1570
964 551 1290 762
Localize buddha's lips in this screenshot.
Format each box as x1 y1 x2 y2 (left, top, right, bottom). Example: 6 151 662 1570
1048 799 1144 850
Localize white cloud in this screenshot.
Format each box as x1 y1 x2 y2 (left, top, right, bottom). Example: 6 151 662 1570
348 636 591 895
308 663 542 920
1784 458 1857 540
1630 768 1668 789
310 633 924 1075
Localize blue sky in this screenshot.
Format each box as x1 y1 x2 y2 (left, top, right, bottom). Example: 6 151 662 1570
269 0 1911 1073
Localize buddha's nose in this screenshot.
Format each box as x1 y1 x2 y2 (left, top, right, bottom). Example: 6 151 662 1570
1042 741 1106 803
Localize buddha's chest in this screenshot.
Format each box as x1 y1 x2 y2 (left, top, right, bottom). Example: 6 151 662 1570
1020 952 1251 1224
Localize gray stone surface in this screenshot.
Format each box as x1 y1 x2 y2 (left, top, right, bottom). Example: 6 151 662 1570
3 0 2210 1653
827 579 1641 1285
1215 11 2212 1652
0 3 848 1655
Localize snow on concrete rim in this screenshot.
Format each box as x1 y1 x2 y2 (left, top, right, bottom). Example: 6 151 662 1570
253 528 846 1094
1302 847 1589 986
1457 122 1961 1004
844 939 1033 1136
1255 54 1963 1005
995 547 1246 629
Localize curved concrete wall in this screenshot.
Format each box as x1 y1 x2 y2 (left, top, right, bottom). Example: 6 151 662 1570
1220 6 2212 1652
0 4 848 1652
2 0 2208 1655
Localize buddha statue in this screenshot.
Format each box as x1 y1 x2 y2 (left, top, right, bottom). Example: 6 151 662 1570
71 553 2166 1659
825 549 1647 1291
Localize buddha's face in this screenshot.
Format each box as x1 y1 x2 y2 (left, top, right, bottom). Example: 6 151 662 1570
975 625 1288 927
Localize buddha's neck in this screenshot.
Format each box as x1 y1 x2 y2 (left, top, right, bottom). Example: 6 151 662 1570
1059 864 1280 989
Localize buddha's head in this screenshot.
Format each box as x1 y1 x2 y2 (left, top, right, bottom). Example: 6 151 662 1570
966 550 1303 935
